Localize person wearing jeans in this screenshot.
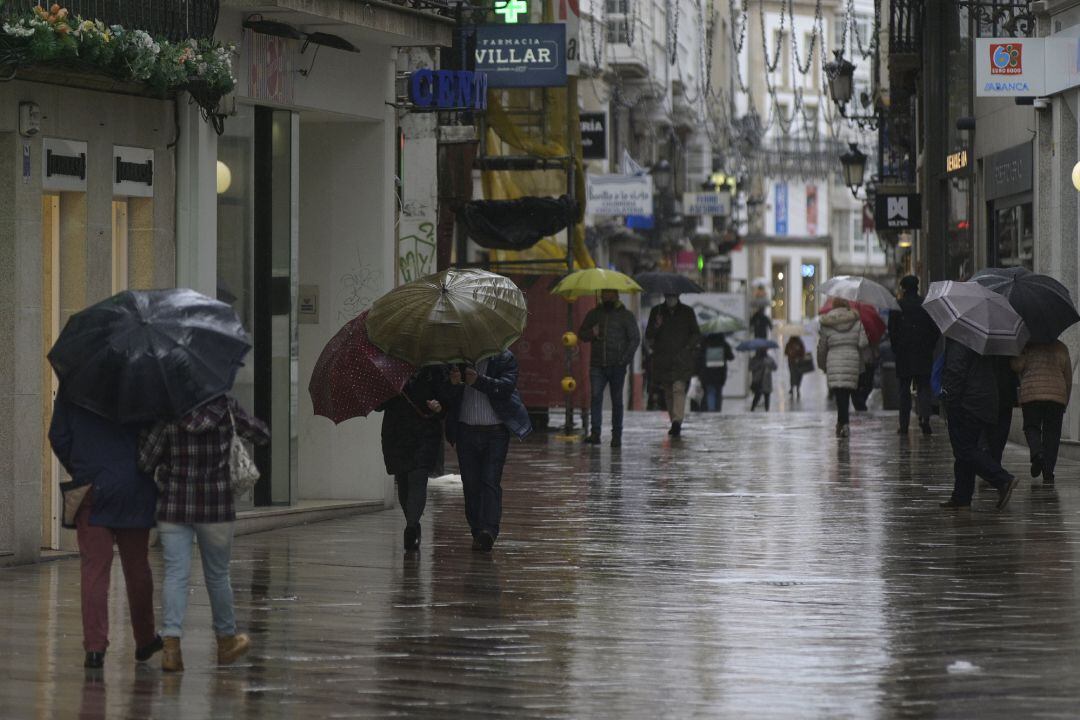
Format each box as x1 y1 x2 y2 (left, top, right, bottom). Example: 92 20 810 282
49 393 161 670
139 395 268 671
1012 340 1073 487
579 290 640 447
441 351 532 552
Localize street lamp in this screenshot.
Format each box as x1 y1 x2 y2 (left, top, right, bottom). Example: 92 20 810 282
651 159 672 191
824 50 856 108
840 143 867 198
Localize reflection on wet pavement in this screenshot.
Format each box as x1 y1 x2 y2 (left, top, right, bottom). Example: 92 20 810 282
2 409 1079 718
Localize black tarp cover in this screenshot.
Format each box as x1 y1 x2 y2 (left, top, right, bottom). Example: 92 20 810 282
461 195 578 251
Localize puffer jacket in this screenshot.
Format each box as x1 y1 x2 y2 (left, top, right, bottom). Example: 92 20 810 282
1012 341 1073 406
817 308 869 390
579 302 641 368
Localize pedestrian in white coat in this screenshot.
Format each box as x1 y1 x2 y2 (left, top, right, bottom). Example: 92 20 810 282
817 299 869 437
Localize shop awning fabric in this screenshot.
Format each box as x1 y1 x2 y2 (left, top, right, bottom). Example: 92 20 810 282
460 195 578 251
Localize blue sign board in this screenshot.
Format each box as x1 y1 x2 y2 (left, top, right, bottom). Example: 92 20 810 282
774 182 788 236
474 24 567 88
408 69 488 110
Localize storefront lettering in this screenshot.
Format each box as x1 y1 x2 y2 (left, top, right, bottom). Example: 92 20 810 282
946 150 968 173
993 159 1023 186
475 47 553 65
983 81 1030 92
408 69 488 110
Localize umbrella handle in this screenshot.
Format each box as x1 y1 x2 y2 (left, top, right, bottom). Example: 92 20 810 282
400 391 435 419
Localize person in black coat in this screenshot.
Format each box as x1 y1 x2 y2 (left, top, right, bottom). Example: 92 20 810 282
939 339 1018 510
48 391 160 669
750 307 773 339
379 367 445 552
887 275 941 435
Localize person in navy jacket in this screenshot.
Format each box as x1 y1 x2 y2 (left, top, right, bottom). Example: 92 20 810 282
48 390 161 669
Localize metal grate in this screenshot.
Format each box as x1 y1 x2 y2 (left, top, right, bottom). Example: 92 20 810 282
961 0 1036 37
889 0 923 55
3 1 219 41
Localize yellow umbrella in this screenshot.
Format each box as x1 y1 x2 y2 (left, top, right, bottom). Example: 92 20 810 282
550 268 642 299
367 269 527 366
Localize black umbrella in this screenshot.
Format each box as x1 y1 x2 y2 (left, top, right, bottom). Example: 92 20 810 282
48 289 252 423
633 272 704 295
971 267 1079 343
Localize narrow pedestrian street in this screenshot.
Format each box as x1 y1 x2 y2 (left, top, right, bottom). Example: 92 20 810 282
3 408 1079 718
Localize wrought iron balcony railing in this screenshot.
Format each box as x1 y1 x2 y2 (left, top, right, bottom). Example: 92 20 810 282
889 0 923 55
4 1 219 41
960 0 1036 37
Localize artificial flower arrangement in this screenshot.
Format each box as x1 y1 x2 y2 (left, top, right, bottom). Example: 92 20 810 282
0 5 235 115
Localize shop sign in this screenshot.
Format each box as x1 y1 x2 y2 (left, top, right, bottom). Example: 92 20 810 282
475 24 567 88
946 148 969 174
682 190 731 217
585 174 652 216
556 0 580 76
774 182 788 236
113 146 154 198
580 112 606 159
874 193 922 231
42 138 86 192
984 142 1033 201
975 38 1046 96
408 69 488 110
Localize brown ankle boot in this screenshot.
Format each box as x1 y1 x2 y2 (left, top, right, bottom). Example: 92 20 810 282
217 634 251 665
162 637 184 672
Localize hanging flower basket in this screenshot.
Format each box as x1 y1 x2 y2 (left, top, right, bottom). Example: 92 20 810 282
0 5 235 120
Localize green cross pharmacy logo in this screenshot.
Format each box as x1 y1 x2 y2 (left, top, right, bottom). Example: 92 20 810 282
494 0 528 23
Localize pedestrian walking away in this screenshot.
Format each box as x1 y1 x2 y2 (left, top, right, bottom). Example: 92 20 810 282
1012 340 1073 487
784 336 808 398
939 338 1019 510
645 294 702 437
697 333 735 411
441 351 532 552
138 395 269 672
48 390 161 670
378 367 445 551
579 289 641 447
888 275 940 435
817 299 869 438
750 306 773 339
749 349 777 411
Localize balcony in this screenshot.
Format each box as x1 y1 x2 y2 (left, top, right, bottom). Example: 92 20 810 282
605 15 648 78
889 0 922 57
4 1 220 40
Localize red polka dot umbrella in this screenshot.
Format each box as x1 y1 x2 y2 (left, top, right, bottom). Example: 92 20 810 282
308 310 416 423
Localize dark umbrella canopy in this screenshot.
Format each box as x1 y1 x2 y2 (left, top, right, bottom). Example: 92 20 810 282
971 267 1079 343
48 289 251 423
633 272 704 295
308 310 416 424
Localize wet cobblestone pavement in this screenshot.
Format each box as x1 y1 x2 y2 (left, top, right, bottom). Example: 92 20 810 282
4 408 1080 718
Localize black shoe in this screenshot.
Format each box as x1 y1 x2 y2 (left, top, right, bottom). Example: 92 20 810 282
84 652 105 669
475 531 495 552
1031 453 1043 478
583 433 601 445
135 635 163 663
997 476 1019 510
920 421 933 436
610 435 621 448
668 421 682 437
1043 472 1055 487
939 499 971 510
471 535 484 551
403 525 421 552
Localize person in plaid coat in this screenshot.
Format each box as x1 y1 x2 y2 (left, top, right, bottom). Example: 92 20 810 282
138 395 268 672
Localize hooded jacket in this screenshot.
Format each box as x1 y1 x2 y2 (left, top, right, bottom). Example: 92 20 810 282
138 396 269 524
579 301 641 368
817 307 869 390
887 291 940 377
1011 341 1073 407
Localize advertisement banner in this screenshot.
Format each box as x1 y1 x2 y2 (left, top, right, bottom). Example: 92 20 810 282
686 293 749 398
557 0 580 76
682 191 731 217
806 185 818 235
774 182 788 236
586 174 653 216
975 37 1047 96
475 24 567 88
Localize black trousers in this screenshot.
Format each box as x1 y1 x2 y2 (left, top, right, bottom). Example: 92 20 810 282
898 375 932 429
853 368 874 409
395 468 429 527
834 389 852 426
751 391 770 411
947 406 1013 504
1023 401 1066 477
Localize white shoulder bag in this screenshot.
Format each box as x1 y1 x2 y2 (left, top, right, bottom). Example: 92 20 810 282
228 407 260 496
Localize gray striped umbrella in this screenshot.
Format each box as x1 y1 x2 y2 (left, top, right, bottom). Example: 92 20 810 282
924 280 1030 356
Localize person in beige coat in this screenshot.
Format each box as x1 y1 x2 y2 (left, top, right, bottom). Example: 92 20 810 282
817 299 869 438
1012 340 1073 486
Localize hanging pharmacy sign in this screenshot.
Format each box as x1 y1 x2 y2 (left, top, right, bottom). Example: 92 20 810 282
475 24 567 87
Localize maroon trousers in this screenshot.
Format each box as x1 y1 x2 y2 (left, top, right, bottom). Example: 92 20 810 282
75 499 156 653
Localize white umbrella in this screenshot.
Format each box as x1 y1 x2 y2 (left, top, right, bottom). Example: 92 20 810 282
818 275 900 310
924 280 1030 356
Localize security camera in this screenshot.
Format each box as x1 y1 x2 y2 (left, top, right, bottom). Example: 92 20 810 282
1033 97 1051 111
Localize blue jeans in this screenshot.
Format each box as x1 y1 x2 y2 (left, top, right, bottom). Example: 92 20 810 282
455 425 510 539
590 365 627 436
159 521 237 638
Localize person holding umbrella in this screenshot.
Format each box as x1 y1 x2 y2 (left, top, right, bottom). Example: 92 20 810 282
48 387 161 670
1012 341 1072 487
645 294 702 437
579 289 641 447
817 299 869 438
888 275 940 435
